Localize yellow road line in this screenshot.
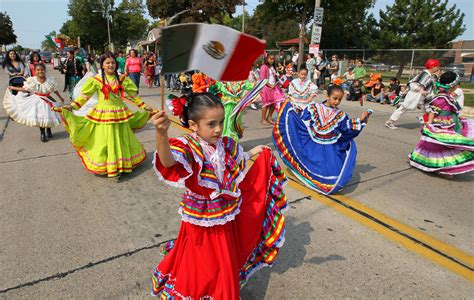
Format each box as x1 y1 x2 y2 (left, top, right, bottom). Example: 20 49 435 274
166 115 474 282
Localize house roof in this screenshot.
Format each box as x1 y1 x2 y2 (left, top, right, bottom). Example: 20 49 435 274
277 37 309 46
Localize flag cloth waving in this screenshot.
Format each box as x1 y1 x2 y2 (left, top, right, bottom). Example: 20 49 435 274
161 23 266 81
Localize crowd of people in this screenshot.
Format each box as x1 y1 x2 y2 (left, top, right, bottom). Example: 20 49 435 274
1 40 473 298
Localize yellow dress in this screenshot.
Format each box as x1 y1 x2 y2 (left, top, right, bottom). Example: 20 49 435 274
61 74 150 177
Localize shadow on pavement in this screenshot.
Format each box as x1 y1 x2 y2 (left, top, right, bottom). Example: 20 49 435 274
240 136 274 151
397 122 422 130
116 152 155 182
342 163 377 194
241 216 339 299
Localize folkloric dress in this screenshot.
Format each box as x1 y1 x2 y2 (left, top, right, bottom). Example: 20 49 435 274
288 78 318 110
73 69 99 116
192 72 215 93
213 81 254 141
409 91 474 175
151 134 288 299
273 100 367 195
259 64 285 107
3 76 61 128
60 74 150 177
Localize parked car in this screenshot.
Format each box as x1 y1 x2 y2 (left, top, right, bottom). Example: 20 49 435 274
40 51 52 63
375 63 391 71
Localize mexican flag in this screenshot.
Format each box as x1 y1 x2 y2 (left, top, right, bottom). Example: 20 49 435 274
161 23 266 81
45 35 65 49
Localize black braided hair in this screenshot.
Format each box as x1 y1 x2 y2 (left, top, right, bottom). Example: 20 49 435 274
181 92 223 128
439 71 457 85
328 84 344 96
99 51 120 85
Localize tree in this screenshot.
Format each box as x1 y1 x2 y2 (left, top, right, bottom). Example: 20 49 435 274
375 0 465 77
0 12 17 46
112 0 149 50
146 0 242 24
248 0 375 69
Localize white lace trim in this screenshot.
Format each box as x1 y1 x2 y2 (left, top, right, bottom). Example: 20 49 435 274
176 135 248 200
152 150 193 188
178 205 242 227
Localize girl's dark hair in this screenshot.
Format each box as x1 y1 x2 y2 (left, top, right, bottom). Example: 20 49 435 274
30 52 41 62
129 49 138 56
99 51 120 86
328 85 344 96
34 63 46 70
264 54 275 66
68 50 74 55
182 92 223 127
2 50 24 69
299 67 308 73
439 71 457 85
309 53 315 58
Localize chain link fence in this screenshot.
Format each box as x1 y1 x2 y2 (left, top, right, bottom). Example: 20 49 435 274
266 48 474 83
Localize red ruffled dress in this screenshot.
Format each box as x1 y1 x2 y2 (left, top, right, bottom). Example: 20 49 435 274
151 134 288 299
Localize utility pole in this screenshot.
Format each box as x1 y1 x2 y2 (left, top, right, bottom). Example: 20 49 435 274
242 2 245 33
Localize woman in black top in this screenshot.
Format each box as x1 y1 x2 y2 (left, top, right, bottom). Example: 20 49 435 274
62 50 83 100
2 50 27 95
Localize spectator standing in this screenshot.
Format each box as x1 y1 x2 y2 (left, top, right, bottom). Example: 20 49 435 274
2 50 28 95
116 50 126 75
125 49 143 92
306 53 316 82
144 53 156 88
61 50 83 100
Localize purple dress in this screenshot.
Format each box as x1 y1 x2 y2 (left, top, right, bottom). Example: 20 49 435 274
408 91 474 175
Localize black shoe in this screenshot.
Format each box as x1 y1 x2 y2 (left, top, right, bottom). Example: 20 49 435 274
46 128 53 138
40 133 48 142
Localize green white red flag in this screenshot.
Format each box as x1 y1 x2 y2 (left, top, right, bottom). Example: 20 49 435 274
161 23 266 81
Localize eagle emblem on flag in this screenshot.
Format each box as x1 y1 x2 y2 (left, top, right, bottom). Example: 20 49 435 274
203 41 226 60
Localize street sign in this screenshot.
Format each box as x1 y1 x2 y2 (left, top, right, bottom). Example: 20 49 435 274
311 25 322 44
314 8 324 25
309 44 320 55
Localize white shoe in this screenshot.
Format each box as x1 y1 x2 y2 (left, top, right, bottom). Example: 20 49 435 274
250 103 258 110
385 121 398 129
416 116 424 124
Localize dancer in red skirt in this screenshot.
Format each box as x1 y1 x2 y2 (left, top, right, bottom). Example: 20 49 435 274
150 92 288 299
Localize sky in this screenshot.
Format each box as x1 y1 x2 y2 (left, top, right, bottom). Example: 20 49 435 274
1 0 472 49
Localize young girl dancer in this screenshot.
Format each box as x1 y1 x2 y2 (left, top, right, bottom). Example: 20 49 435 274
150 92 288 299
408 71 473 176
58 52 153 178
288 67 318 110
4 63 65 142
259 54 285 125
273 85 371 195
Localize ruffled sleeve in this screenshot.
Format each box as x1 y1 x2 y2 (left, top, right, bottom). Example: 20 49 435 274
259 65 269 80
153 139 194 188
122 76 147 109
71 77 99 110
23 77 37 93
339 114 366 142
222 137 249 170
308 81 318 96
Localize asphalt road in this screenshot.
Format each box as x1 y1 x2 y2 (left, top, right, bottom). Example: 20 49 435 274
0 65 472 299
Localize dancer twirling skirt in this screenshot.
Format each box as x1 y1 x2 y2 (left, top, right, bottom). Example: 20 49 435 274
212 80 254 141
273 86 370 195
59 52 152 177
151 93 287 299
408 71 474 175
4 63 64 142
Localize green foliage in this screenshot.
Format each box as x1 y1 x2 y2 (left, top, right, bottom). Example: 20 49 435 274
245 0 374 49
112 0 149 49
376 0 465 49
0 12 17 46
59 0 149 52
146 0 242 23
374 0 465 77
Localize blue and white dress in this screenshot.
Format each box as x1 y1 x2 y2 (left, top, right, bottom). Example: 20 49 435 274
288 78 317 110
273 100 366 194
